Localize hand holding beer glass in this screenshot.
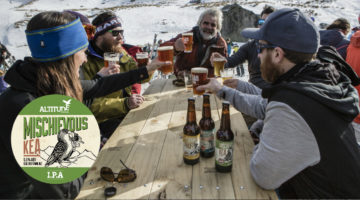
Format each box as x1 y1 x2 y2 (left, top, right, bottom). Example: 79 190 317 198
182 32 193 53
157 46 174 75
210 52 227 77
191 67 209 96
104 52 120 68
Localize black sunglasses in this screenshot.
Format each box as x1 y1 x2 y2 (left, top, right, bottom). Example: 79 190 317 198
101 160 137 197
108 30 124 37
203 21 216 28
258 19 265 26
256 42 277 54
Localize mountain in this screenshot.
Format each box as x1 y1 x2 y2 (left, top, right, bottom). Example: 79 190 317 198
0 0 359 59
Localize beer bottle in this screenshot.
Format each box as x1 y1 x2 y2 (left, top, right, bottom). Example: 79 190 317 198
215 101 234 172
199 94 215 158
183 97 200 165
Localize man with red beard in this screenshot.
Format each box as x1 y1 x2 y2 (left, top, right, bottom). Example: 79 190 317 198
198 8 360 199
161 8 227 85
81 12 146 141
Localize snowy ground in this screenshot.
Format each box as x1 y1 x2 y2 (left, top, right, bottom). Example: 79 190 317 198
1 0 360 60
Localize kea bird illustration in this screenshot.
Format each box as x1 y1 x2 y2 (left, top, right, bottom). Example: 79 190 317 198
45 129 84 167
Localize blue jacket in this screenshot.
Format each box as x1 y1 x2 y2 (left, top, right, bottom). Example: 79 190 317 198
320 29 349 59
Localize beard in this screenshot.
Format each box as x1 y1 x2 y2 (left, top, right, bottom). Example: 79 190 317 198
260 52 283 83
100 39 123 53
200 28 217 40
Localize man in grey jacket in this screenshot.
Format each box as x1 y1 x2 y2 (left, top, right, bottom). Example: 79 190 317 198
198 8 360 198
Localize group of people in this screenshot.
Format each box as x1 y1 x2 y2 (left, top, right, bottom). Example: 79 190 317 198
0 4 359 199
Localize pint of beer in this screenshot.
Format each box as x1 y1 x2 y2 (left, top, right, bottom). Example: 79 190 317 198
191 67 208 96
213 57 226 77
104 52 120 67
136 52 149 67
220 68 234 82
182 32 193 53
157 46 174 74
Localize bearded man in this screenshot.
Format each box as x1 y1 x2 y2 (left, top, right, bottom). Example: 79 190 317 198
81 11 146 141
161 8 227 85
197 8 360 198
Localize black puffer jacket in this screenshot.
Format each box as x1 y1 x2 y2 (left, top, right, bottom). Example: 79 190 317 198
0 57 148 198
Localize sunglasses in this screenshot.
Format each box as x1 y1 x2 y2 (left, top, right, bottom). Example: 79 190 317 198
101 160 137 198
258 19 265 26
202 21 216 28
108 29 124 37
256 42 277 54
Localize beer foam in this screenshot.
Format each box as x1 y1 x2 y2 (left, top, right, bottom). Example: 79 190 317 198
105 57 119 62
158 46 174 51
213 57 227 62
191 67 208 73
182 32 193 36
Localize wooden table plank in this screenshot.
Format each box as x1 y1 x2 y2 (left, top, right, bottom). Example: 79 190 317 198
76 79 168 199
113 80 184 199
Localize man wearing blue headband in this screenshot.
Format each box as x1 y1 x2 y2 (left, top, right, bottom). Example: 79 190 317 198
81 11 147 143
198 8 360 198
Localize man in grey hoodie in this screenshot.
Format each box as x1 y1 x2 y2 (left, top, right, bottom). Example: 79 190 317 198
198 8 360 199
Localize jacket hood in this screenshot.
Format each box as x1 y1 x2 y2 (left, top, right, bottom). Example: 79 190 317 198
350 31 360 48
263 61 359 122
4 57 38 94
320 29 345 47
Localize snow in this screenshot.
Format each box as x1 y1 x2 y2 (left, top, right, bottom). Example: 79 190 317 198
0 0 359 61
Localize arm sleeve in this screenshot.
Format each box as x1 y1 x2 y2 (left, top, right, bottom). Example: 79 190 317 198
90 96 129 122
250 101 320 190
225 42 250 68
216 85 267 119
81 67 148 100
236 80 262 95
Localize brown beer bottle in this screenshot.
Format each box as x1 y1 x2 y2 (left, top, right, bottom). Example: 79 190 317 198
199 94 215 158
215 101 234 172
183 97 200 165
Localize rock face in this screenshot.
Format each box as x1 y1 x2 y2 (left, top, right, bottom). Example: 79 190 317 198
221 4 259 42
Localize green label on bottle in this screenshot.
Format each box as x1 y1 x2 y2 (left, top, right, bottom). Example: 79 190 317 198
183 134 200 160
200 129 214 153
215 140 233 167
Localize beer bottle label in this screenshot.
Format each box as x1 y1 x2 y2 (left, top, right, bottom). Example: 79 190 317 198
183 134 200 160
215 140 233 167
200 129 215 153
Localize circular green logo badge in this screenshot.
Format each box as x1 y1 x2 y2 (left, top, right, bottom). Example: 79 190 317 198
11 94 100 184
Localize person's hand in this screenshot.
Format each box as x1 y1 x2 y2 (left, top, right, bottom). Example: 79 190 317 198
223 78 238 89
97 64 120 77
146 58 171 74
210 52 226 66
196 78 223 94
127 94 145 109
174 38 185 52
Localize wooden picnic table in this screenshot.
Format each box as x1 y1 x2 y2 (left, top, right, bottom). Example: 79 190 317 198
76 78 277 199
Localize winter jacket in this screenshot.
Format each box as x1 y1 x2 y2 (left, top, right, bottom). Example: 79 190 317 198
347 30 360 124
225 40 269 89
161 26 227 78
81 41 142 123
0 57 149 199
217 60 360 198
320 29 350 59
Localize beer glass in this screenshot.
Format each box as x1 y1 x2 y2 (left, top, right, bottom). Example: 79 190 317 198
220 68 235 82
191 67 208 96
136 52 149 67
104 52 120 67
157 46 174 75
213 57 226 77
184 71 192 92
182 32 193 53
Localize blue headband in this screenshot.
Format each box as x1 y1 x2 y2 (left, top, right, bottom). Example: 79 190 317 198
26 18 88 62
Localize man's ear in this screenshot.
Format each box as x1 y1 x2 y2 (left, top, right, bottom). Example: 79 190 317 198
272 47 285 64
